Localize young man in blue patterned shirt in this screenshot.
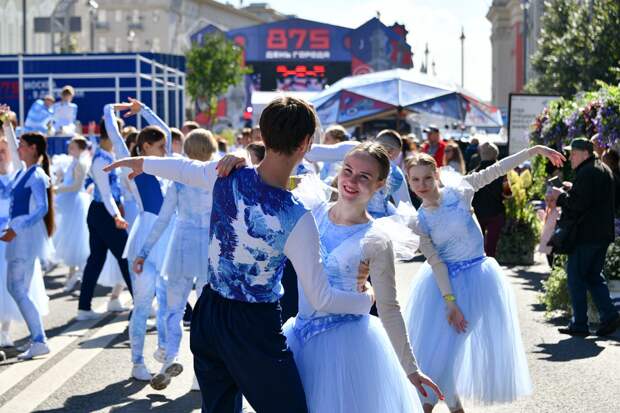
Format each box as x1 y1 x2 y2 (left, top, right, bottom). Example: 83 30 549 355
106 97 375 412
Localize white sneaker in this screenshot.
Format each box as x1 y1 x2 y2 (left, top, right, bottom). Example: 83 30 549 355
0 331 14 348
17 342 50 360
191 376 200 391
76 310 102 321
150 361 182 391
63 272 81 293
153 347 166 363
132 363 152 381
164 360 183 377
107 298 127 313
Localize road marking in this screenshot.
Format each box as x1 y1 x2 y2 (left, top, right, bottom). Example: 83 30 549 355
1 312 129 412
0 292 131 396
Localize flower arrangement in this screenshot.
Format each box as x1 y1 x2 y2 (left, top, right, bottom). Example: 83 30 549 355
496 169 541 265
531 83 620 149
594 85 620 148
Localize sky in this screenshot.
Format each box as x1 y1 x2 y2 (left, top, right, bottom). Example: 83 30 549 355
237 0 494 102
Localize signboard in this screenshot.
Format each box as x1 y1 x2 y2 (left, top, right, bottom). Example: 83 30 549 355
508 93 561 154
226 18 351 62
249 61 349 92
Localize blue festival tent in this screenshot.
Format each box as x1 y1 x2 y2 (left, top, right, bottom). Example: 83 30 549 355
311 68 502 128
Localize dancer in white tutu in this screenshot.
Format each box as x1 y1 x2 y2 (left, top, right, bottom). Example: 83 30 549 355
104 98 174 381
0 132 49 348
403 145 565 412
53 136 91 292
284 142 441 413
0 105 55 360
134 129 217 390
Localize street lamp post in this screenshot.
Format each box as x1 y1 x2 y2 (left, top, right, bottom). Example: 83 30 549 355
88 1 99 52
522 0 530 88
460 26 465 88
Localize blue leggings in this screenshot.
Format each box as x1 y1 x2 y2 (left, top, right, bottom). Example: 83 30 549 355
129 261 167 364
7 256 46 343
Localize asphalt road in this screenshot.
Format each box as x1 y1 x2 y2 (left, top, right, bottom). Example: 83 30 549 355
1 254 619 412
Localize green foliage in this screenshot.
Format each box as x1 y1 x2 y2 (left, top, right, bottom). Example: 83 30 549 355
540 256 572 316
604 238 620 280
185 35 251 125
527 0 620 97
496 170 541 265
529 156 548 200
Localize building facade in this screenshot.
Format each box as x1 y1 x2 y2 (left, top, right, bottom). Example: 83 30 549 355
486 0 544 112
0 0 285 56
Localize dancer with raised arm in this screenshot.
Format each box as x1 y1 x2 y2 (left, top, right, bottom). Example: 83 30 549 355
403 145 565 412
105 97 375 413
103 98 175 382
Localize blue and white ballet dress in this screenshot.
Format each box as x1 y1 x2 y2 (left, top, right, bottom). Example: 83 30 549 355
139 181 212 361
52 101 78 136
53 157 91 268
0 173 49 323
283 201 422 413
23 99 53 135
404 165 532 407
104 102 173 363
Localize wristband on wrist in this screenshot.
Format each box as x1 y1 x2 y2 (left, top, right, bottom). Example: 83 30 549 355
443 294 456 303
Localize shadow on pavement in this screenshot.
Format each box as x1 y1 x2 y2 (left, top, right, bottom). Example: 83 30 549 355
33 379 153 413
533 337 605 362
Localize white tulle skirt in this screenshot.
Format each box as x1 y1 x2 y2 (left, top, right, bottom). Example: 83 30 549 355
97 251 124 287
54 191 90 268
283 315 423 413
161 222 209 280
404 257 532 408
124 211 174 272
0 249 49 322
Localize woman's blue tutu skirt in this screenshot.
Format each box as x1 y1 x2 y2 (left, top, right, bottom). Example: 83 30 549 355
283 315 423 413
404 257 532 408
124 212 175 272
161 222 209 282
54 191 90 268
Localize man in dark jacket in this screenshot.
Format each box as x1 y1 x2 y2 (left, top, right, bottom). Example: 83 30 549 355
548 137 620 337
473 142 505 257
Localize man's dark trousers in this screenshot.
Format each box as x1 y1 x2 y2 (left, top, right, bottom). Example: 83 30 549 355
78 202 133 311
190 286 308 413
567 243 619 331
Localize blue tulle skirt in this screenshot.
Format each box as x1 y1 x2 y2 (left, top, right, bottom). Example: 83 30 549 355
283 315 423 413
54 191 90 268
404 257 532 408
